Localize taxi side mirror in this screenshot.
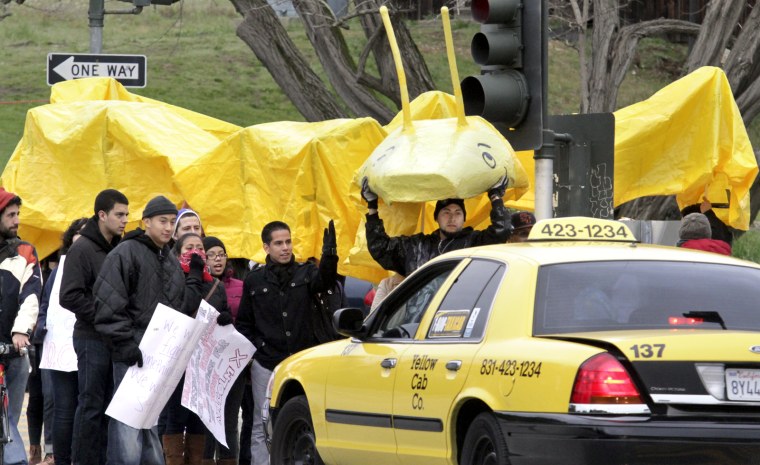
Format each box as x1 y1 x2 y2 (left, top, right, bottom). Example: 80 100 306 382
334 308 366 339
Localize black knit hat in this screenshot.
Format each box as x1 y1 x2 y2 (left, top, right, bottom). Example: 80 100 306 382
142 195 178 219
202 236 226 253
434 198 466 221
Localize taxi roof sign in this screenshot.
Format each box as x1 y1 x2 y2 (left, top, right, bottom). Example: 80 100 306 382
528 217 637 243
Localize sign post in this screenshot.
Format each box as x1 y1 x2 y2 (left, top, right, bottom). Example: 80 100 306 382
47 53 147 87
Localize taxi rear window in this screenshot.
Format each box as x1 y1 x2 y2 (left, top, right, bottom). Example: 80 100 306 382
533 261 760 334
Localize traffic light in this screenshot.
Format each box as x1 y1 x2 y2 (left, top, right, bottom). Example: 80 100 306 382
461 0 545 151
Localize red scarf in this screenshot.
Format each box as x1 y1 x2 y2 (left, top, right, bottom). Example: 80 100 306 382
179 250 213 282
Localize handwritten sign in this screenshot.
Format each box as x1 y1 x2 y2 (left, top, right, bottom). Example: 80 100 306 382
39 256 78 372
106 302 215 429
182 305 255 447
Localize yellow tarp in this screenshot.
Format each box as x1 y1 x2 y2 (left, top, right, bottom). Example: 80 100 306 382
3 67 756 275
172 118 388 282
50 78 241 141
2 98 225 260
614 66 757 229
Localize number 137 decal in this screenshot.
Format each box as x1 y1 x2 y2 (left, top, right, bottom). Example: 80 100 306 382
629 344 666 358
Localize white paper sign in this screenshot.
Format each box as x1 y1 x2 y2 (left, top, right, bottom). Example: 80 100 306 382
39 256 78 372
106 302 213 429
181 306 255 447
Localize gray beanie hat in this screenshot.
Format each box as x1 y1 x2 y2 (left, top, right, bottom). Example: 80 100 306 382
142 195 178 219
679 213 712 240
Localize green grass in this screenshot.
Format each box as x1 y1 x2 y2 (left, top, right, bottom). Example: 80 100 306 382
5 0 756 164
732 230 760 264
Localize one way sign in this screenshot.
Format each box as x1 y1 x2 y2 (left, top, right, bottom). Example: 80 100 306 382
47 53 147 88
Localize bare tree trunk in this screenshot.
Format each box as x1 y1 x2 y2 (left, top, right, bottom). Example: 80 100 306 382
352 0 436 105
684 0 745 72
230 0 347 122
724 2 760 123
292 0 395 123
569 0 591 112
607 19 700 110
587 0 619 113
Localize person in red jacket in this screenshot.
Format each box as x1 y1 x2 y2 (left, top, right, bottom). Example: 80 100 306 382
676 213 731 256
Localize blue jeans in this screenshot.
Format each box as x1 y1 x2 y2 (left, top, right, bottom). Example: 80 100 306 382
50 369 78 465
107 362 165 465
5 355 30 465
72 337 112 465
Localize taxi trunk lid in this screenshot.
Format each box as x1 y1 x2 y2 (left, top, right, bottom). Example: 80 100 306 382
554 330 760 408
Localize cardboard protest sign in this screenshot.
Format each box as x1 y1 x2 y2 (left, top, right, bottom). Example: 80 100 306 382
181 308 255 447
106 302 214 429
39 255 78 372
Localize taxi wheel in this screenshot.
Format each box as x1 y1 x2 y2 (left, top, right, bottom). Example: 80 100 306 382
270 395 324 465
460 412 510 465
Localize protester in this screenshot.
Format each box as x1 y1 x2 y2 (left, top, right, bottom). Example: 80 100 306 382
92 195 205 465
0 188 43 465
58 189 128 465
361 176 512 275
163 233 232 465
31 217 88 465
508 211 536 243
680 198 732 245
27 253 60 465
202 236 247 465
172 208 203 243
676 212 731 255
236 220 338 465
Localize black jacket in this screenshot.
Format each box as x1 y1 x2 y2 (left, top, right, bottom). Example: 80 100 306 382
235 253 338 371
60 216 121 340
92 228 203 360
366 198 511 276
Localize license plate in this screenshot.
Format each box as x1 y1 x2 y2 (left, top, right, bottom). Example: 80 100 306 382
725 368 760 401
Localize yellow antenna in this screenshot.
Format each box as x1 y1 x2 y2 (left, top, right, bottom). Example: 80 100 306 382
379 6 412 133
441 7 467 128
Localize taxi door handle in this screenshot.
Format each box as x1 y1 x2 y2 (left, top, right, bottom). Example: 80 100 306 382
446 360 462 371
381 358 397 369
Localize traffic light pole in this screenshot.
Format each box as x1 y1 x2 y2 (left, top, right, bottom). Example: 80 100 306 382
535 130 572 220
88 0 144 53
533 0 557 221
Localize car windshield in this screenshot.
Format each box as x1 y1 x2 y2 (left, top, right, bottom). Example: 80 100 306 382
533 260 760 334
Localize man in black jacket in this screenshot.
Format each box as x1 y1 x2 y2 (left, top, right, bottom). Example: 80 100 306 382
60 189 129 465
92 195 205 465
361 176 512 276
235 220 337 465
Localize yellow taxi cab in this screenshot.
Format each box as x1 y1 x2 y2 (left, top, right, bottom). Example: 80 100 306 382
265 217 760 465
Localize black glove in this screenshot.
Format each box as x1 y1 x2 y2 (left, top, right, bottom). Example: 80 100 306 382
189 252 205 281
488 173 509 200
217 312 233 326
322 220 337 256
116 345 143 368
361 177 378 210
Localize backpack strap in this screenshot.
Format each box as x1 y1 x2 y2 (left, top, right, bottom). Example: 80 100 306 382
205 278 220 301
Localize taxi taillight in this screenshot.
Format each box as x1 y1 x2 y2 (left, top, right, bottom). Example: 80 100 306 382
570 353 643 405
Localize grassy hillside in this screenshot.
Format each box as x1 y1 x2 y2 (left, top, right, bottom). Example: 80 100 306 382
3 0 756 164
